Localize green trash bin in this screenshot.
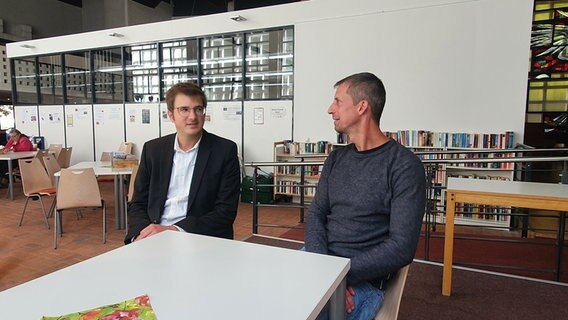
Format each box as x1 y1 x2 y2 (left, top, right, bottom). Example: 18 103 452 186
241 174 273 204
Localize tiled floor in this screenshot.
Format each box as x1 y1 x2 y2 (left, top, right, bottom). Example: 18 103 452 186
0 181 302 291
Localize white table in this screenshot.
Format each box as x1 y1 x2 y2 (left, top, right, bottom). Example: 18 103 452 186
0 231 350 320
443 177 568 296
55 161 132 229
0 151 37 200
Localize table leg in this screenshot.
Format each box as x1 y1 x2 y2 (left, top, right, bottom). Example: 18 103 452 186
7 160 14 200
443 192 456 296
329 277 346 320
114 176 126 230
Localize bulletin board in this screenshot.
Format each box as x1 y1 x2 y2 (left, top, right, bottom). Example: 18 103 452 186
13 105 39 137
93 104 125 160
39 105 65 148
125 103 160 159
64 104 94 164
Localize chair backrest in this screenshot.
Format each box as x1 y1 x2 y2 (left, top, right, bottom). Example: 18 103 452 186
18 158 54 196
47 144 63 159
43 155 61 187
35 150 55 169
374 265 410 320
57 168 102 210
100 151 112 161
57 147 72 168
127 164 139 202
118 142 134 155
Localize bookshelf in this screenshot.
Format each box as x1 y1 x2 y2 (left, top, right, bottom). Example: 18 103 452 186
273 140 333 201
387 130 515 228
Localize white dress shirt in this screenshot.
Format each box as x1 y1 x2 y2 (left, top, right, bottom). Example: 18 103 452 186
160 134 201 230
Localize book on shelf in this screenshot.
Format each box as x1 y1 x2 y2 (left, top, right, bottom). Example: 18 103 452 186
385 130 515 149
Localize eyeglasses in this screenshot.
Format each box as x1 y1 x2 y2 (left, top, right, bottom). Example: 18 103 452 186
175 106 205 116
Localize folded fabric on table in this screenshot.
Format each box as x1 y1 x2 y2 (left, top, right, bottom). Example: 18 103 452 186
41 294 157 320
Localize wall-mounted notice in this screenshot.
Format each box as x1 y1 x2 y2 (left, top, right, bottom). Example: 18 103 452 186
223 106 242 121
23 108 38 124
271 108 286 118
76 107 89 119
129 109 136 123
95 108 105 125
109 106 122 120
66 114 74 127
254 107 264 125
142 109 150 124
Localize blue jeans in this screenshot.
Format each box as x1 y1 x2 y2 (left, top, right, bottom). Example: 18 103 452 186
317 282 385 320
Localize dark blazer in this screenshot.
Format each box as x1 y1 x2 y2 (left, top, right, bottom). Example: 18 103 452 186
125 130 241 244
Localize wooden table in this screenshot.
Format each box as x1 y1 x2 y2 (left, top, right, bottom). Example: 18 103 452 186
0 231 350 319
0 151 37 200
443 177 568 296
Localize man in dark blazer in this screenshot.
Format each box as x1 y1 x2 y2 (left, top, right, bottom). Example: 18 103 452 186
125 82 241 244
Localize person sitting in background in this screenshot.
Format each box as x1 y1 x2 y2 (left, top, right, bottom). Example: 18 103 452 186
1 128 34 153
0 128 35 187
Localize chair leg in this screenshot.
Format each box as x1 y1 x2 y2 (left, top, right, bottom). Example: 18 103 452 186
48 197 56 219
54 210 59 249
18 197 31 226
38 196 50 229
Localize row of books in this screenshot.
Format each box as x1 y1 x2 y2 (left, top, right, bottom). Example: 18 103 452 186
275 180 318 197
276 164 321 176
279 140 333 155
455 204 511 222
386 130 515 149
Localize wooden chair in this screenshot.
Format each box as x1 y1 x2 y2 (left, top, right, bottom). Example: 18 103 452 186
43 154 61 188
56 147 72 168
118 142 134 155
374 265 410 320
47 144 63 159
17 158 56 229
54 168 106 249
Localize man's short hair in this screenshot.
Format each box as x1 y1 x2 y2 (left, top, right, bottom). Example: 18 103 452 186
335 72 386 123
165 82 207 112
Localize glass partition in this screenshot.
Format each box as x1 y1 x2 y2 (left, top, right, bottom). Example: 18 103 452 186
201 35 243 101
38 54 64 104
10 26 294 105
93 47 123 103
246 27 294 99
65 51 92 104
125 43 159 103
161 39 199 100
13 57 38 105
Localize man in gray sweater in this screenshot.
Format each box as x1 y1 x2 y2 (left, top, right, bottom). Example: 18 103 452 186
306 72 426 320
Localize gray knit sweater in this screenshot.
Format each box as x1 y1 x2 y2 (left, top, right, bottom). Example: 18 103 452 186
305 140 426 285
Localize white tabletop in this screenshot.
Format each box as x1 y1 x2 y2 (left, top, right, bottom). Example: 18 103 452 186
0 150 37 160
55 161 132 176
0 231 350 319
447 177 568 199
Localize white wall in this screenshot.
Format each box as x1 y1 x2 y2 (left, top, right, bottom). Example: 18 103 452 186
294 0 533 144
65 104 94 164
93 104 125 160
204 101 243 153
